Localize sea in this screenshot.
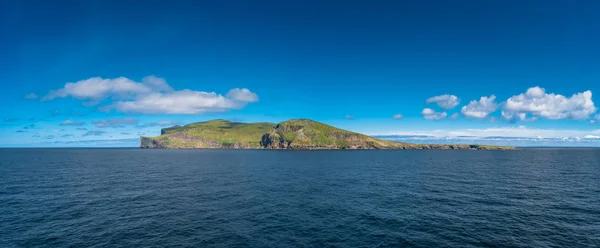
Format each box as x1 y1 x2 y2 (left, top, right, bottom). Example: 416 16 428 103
1 148 599 247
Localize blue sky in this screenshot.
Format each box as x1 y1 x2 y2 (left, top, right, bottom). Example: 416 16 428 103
2 0 600 147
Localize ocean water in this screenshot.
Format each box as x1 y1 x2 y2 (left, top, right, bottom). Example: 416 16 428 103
1 149 599 248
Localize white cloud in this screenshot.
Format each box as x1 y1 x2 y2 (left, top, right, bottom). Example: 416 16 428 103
345 115 355 120
393 114 403 120
92 118 138 128
24 93 38 99
225 88 259 102
43 76 259 114
141 76 173 93
426 94 460 109
449 113 459 120
375 126 600 140
60 120 84 126
461 95 498 119
109 89 257 114
503 86 596 120
421 108 447 120
43 77 155 101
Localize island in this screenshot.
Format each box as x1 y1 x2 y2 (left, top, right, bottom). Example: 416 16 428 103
140 119 514 150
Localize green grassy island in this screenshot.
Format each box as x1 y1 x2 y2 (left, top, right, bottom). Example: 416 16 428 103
140 119 515 150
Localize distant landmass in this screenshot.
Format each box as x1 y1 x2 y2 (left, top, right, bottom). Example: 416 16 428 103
140 119 514 150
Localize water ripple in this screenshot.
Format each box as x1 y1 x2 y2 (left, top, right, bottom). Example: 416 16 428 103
1 148 599 247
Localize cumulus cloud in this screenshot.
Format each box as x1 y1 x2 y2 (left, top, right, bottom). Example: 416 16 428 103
43 76 258 114
43 77 156 101
108 88 258 114
426 94 460 109
393 114 403 120
421 108 447 120
92 118 138 128
225 88 259 102
502 86 596 121
24 93 38 99
461 95 498 119
60 120 84 126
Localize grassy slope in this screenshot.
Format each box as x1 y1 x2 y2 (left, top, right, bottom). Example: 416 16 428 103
143 119 515 150
263 119 427 149
146 120 275 148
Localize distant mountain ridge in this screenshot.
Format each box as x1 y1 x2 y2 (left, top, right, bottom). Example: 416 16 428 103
140 119 515 150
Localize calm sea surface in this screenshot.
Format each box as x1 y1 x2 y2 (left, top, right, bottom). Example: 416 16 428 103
1 149 599 247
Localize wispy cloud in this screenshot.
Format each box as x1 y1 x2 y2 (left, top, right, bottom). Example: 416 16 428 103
24 93 38 99
37 138 140 147
60 120 85 126
83 130 107 137
136 120 180 128
375 126 600 140
392 114 403 120
345 115 355 120
92 118 137 128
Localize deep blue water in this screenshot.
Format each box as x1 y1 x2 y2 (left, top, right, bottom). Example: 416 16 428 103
1 149 599 247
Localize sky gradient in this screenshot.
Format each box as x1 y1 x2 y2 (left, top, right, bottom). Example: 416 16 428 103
2 0 600 147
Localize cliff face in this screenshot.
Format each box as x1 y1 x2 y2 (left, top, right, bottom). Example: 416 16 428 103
259 119 402 149
140 120 274 149
141 119 515 150
140 136 165 148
